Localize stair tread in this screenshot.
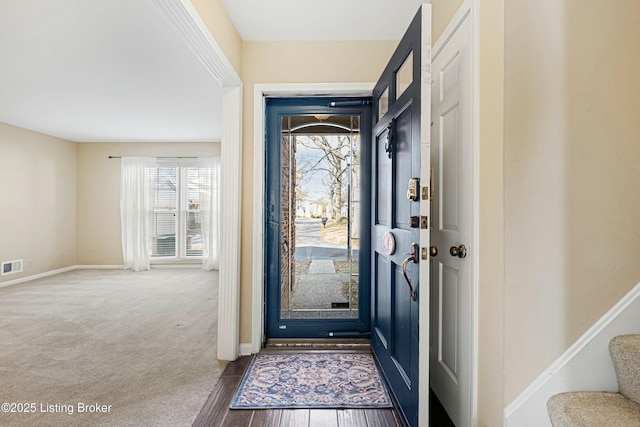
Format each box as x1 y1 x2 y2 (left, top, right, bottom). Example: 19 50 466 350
548 391 640 427
611 335 640 405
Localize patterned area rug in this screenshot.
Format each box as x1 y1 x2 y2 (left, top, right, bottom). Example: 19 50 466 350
230 352 393 409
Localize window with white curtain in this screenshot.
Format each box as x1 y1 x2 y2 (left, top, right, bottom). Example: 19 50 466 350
120 156 219 271
151 160 205 260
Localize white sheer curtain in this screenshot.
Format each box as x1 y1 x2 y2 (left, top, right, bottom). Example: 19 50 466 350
120 157 157 272
199 157 220 270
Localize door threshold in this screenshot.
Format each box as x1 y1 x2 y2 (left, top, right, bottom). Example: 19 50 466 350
264 338 370 352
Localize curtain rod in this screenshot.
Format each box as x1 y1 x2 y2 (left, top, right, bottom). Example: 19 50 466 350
108 156 198 159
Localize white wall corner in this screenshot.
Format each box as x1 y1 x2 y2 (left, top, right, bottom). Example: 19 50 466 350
152 0 243 362
217 85 243 361
251 85 266 355
504 281 640 427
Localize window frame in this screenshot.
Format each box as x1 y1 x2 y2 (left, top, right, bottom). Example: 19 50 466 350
150 160 204 262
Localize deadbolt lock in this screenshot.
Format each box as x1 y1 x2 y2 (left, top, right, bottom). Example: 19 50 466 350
407 177 420 201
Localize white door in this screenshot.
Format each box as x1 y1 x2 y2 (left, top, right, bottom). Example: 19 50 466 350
429 10 473 427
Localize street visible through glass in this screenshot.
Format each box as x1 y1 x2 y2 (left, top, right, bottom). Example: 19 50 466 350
280 115 360 319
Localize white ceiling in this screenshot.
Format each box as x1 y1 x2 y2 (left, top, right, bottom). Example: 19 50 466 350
0 0 223 143
0 1 424 143
223 0 426 41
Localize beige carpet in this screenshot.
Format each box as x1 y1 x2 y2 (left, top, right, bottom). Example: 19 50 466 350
0 268 227 427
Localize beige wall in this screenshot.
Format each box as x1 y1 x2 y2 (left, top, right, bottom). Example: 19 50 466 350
431 0 465 41
0 129 219 274
504 0 640 406
76 142 220 265
238 40 398 342
477 0 506 425
191 0 242 76
0 122 77 283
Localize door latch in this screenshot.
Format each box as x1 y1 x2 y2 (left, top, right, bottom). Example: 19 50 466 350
420 216 428 229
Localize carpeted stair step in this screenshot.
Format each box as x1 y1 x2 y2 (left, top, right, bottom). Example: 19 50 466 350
547 392 640 427
547 335 640 427
611 335 640 404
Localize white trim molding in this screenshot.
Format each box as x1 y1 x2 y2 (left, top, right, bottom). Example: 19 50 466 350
0 266 78 289
75 265 124 270
151 0 241 86
251 83 375 355
418 5 433 427
471 0 481 424
0 264 218 290
217 85 243 361
151 0 243 361
239 343 253 356
504 281 640 427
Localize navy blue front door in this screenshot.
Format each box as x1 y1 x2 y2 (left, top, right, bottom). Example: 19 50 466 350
264 97 372 339
371 6 430 427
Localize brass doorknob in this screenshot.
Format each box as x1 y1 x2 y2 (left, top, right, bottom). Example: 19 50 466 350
430 246 438 257
449 244 467 259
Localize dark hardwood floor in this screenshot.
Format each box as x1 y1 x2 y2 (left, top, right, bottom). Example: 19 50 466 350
192 355 403 427
193 353 456 427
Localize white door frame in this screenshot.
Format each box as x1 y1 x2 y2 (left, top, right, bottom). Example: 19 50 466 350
431 0 480 425
218 85 243 361
152 0 243 361
249 82 375 355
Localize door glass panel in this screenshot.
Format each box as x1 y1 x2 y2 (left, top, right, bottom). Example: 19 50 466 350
280 115 360 320
378 87 389 121
396 51 413 99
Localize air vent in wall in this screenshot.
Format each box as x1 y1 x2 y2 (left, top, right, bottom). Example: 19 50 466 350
1 259 23 276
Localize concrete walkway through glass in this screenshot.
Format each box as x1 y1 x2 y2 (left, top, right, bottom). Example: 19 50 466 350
289 259 358 319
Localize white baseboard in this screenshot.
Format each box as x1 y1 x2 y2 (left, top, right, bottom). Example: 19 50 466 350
0 265 78 289
150 263 202 269
76 265 123 270
78 264 207 270
0 264 170 289
504 281 640 427
239 343 254 356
